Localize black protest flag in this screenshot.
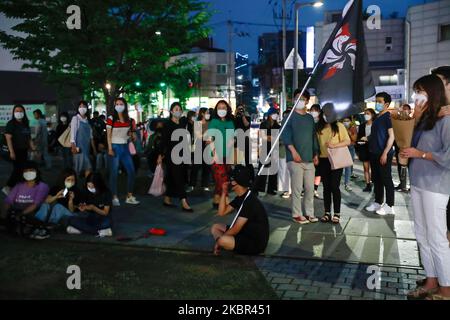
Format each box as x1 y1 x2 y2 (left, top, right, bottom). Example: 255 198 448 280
314 0 375 122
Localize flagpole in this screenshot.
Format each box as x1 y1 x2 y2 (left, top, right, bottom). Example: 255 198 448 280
229 60 321 229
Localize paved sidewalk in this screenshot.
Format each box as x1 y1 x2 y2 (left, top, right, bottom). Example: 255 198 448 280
0 157 423 300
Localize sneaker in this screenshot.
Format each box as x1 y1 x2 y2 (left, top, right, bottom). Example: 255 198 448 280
125 196 140 205
186 186 194 193
31 229 50 240
365 202 382 212
281 192 290 199
267 191 277 196
344 184 352 192
1 186 10 196
203 187 210 192
376 204 395 216
350 174 358 179
314 190 320 199
98 228 113 237
292 216 310 225
112 198 121 206
66 226 82 234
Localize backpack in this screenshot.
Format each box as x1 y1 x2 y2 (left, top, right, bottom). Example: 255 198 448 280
5 209 55 238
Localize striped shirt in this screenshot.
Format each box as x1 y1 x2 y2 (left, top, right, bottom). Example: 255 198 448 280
106 116 136 144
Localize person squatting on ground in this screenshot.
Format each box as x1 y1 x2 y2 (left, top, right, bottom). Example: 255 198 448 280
210 165 269 256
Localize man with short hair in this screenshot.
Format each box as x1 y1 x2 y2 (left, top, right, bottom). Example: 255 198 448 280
211 166 269 256
281 89 320 224
366 92 396 216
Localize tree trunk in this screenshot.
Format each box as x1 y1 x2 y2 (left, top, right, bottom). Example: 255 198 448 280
103 86 117 116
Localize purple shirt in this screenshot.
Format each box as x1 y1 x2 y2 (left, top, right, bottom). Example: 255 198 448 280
5 182 50 210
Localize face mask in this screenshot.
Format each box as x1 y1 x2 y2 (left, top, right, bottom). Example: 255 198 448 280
88 187 96 194
343 121 351 128
14 112 24 120
23 171 37 181
217 109 227 118
310 111 319 119
79 107 88 116
364 114 372 121
115 105 125 113
270 114 279 121
65 181 74 189
172 111 182 119
205 114 211 120
296 100 306 110
60 117 67 122
411 93 428 105
47 127 52 132
191 116 197 122
375 103 384 112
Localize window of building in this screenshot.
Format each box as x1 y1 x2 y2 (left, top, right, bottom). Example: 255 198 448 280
217 64 227 75
379 75 398 86
439 24 450 42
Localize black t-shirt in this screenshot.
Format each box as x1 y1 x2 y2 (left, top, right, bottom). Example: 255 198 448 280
5 119 31 150
49 185 82 208
230 191 269 251
80 189 113 224
234 115 251 131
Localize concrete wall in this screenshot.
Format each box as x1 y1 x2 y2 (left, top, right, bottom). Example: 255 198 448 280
407 0 450 97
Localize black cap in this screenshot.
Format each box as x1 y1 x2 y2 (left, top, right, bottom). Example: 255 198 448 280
230 165 253 188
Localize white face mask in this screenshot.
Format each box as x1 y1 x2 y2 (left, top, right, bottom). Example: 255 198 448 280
217 109 227 118
14 112 24 120
310 111 319 119
65 181 74 189
60 116 67 122
172 111 182 119
79 107 88 116
343 121 351 128
23 171 37 181
205 114 211 120
87 187 96 194
364 114 372 121
411 93 428 105
296 100 306 110
270 114 279 121
115 105 125 113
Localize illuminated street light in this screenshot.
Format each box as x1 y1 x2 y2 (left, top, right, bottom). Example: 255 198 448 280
155 31 162 36
105 83 111 90
313 1 324 7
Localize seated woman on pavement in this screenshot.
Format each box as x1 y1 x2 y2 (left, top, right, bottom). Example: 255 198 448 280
66 172 113 237
34 168 82 226
210 166 269 256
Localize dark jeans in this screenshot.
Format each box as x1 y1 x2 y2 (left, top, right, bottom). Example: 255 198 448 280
394 145 408 188
7 148 28 188
319 157 343 214
447 199 450 231
189 163 211 188
164 161 187 199
370 152 395 207
68 213 111 235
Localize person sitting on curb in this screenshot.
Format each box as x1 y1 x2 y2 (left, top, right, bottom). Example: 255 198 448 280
210 166 269 256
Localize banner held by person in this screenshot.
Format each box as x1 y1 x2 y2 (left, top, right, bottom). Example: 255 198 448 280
314 0 375 123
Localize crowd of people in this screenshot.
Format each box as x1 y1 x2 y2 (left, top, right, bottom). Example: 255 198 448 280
1 66 449 300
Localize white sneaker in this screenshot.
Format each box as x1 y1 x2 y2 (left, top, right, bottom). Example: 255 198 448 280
66 226 82 234
281 192 290 199
366 202 382 212
125 196 140 205
2 186 10 196
344 184 352 192
112 198 121 206
314 190 320 199
376 204 395 216
31 229 50 240
98 228 113 237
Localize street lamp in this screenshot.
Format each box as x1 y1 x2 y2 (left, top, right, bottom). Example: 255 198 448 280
293 1 323 95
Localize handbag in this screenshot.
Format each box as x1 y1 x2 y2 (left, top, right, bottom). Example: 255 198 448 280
148 164 166 197
58 126 72 148
327 128 353 170
128 141 137 155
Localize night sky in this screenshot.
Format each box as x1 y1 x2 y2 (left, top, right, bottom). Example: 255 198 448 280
207 0 435 63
